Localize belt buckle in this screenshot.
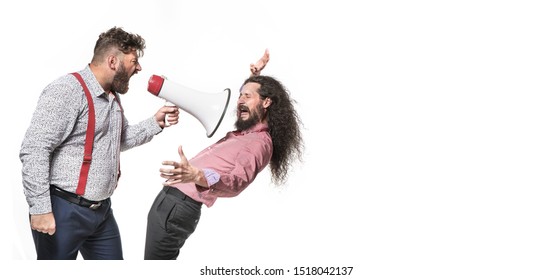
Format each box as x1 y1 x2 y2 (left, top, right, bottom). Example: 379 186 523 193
89 202 101 210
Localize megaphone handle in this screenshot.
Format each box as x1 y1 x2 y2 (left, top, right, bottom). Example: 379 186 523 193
164 100 175 127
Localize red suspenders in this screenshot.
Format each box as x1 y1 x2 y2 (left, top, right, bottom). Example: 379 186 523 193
71 72 95 196
70 72 122 196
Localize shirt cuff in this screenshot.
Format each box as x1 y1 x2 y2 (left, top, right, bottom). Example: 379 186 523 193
29 195 53 215
203 168 220 186
147 116 163 135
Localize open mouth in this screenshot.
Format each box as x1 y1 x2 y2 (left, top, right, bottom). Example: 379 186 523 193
238 105 249 116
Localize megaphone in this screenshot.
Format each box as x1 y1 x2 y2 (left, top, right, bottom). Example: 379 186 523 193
147 74 231 138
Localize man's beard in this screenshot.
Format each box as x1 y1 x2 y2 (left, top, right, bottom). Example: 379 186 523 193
112 62 131 94
234 103 263 131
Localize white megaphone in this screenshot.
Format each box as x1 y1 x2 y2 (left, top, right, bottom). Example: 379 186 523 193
147 74 231 138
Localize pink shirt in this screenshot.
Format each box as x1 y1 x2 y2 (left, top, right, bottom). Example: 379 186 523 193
174 123 272 207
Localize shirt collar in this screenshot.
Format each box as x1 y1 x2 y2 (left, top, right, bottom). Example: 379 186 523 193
81 65 107 98
232 123 269 136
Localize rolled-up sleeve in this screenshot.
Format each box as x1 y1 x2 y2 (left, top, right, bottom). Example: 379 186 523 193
208 139 272 197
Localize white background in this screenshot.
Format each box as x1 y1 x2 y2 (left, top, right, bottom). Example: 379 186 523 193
2 0 553 279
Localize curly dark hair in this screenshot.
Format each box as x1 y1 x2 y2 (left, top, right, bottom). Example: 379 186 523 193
241 75 304 186
92 26 146 63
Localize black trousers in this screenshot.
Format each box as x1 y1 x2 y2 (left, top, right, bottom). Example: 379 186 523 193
144 186 202 260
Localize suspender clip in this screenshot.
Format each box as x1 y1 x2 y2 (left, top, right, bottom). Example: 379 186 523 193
83 154 92 163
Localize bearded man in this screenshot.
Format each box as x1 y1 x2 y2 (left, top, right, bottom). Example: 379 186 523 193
20 26 179 260
144 51 304 260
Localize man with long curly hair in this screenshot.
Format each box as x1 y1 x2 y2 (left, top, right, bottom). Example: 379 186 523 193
144 50 304 260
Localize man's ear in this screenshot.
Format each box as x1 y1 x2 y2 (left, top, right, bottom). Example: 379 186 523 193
263 97 272 109
107 55 119 70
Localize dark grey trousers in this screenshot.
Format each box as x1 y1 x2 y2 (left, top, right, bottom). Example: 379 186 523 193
144 186 202 260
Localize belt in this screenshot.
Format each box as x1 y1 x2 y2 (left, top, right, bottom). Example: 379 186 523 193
50 185 107 210
163 186 202 206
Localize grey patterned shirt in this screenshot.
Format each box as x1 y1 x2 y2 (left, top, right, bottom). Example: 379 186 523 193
20 66 162 215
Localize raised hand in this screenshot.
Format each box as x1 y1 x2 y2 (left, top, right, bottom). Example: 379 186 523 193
250 49 270 76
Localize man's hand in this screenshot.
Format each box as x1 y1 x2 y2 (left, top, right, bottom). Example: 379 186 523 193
155 105 180 128
160 145 203 186
30 212 56 235
250 49 270 77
